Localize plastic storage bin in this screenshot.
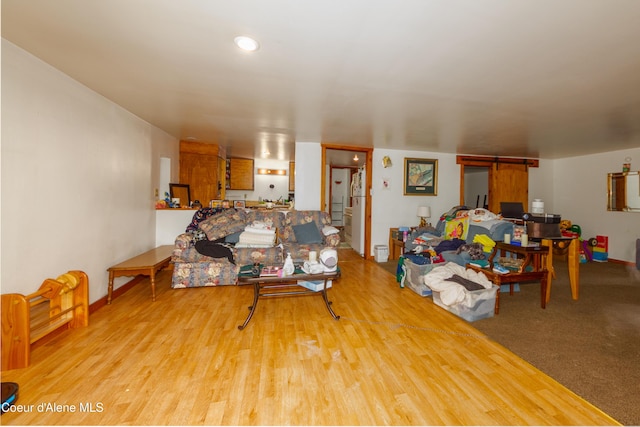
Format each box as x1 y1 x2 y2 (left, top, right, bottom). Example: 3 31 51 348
401 256 437 296
374 245 389 262
432 285 498 322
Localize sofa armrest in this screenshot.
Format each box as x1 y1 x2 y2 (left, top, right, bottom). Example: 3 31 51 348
172 232 195 262
324 233 340 248
174 232 194 250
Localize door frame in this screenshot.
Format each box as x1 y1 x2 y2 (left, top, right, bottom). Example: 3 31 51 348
321 144 373 260
457 155 538 211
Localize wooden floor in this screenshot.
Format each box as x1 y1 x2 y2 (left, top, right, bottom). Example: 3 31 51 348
1 249 619 426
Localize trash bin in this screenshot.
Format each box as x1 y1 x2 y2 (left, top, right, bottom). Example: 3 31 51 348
374 245 389 262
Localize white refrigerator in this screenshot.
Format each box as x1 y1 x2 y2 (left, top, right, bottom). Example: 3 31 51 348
350 166 366 256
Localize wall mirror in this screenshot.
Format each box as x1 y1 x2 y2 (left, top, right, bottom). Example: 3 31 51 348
169 183 191 207
607 171 640 212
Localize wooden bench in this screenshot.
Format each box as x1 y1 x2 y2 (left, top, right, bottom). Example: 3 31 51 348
1 271 89 370
107 245 174 303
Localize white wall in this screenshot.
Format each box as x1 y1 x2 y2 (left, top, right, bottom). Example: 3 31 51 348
155 209 197 246
464 168 488 208
294 142 322 210
1 39 180 301
370 149 461 256
552 148 640 263
528 160 556 213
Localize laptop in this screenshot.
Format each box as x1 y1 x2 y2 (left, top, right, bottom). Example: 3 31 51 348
500 202 525 220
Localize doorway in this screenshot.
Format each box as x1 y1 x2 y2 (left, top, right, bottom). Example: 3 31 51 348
321 144 373 260
457 155 537 214
464 166 489 208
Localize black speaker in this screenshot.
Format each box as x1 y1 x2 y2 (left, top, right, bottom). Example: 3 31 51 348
523 213 561 223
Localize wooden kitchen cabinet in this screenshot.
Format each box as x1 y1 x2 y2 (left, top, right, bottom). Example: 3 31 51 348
289 161 295 191
227 158 254 190
179 140 224 203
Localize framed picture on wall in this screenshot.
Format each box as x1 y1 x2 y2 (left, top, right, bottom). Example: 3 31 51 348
233 200 246 209
404 158 438 196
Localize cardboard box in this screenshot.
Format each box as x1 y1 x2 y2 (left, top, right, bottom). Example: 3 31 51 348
297 280 332 292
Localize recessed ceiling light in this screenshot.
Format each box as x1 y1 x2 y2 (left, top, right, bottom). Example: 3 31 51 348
234 36 260 52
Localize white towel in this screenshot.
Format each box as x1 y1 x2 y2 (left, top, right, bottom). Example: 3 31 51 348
245 221 277 235
238 230 276 245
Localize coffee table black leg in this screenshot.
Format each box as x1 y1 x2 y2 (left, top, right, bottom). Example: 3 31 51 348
238 282 260 330
321 280 340 320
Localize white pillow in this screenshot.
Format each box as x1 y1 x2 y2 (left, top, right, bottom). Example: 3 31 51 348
322 225 340 236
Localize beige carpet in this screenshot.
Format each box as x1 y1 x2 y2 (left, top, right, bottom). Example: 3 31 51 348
378 259 640 426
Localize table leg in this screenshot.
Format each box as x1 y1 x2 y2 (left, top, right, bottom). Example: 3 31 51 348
107 271 115 305
542 239 556 303
567 238 580 300
238 282 260 330
540 272 547 309
149 270 157 302
321 279 340 320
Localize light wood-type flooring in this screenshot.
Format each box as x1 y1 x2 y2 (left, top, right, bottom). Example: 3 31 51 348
1 249 619 425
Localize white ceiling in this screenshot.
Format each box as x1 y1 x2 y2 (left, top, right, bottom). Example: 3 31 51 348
3 0 640 165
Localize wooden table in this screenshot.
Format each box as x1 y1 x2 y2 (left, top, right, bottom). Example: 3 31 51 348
107 245 174 303
237 269 340 330
388 228 405 260
466 242 549 314
541 238 580 302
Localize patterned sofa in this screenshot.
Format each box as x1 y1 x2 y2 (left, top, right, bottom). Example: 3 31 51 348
171 208 340 288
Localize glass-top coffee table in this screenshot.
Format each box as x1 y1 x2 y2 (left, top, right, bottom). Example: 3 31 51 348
237 268 341 330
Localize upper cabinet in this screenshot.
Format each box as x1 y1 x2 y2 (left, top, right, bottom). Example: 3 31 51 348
179 140 225 203
227 158 255 190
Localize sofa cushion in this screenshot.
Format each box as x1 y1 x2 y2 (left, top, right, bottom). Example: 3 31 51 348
198 208 247 241
171 260 238 288
281 210 332 243
234 246 284 266
185 207 225 232
293 222 323 244
283 243 328 263
245 209 284 231
224 231 242 243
